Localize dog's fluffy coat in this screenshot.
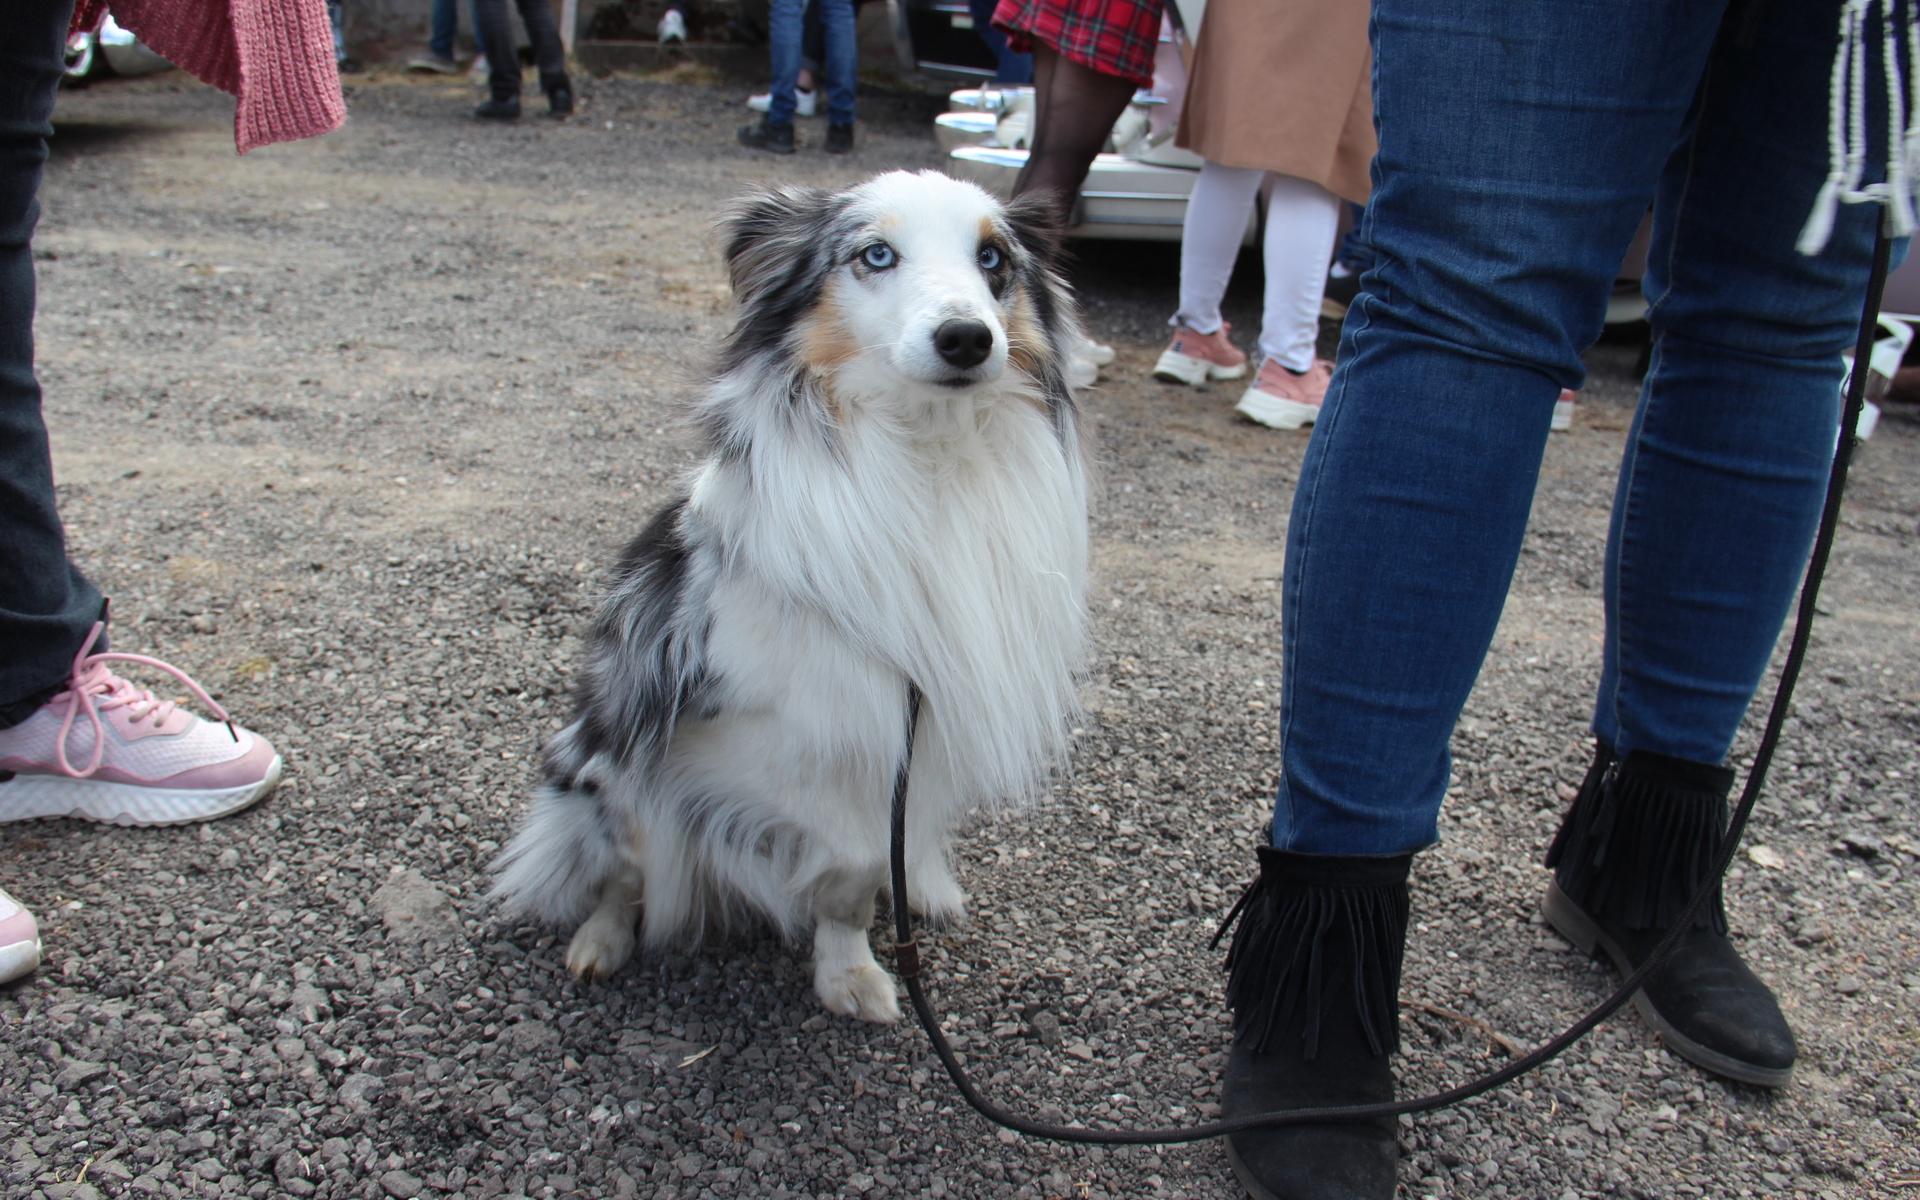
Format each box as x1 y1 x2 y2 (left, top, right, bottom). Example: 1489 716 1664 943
490 171 1089 1022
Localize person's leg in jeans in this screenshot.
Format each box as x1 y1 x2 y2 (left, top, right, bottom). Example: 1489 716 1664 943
0 0 285 986
513 0 569 94
428 0 459 62
0 0 97 729
968 0 1032 84
763 0 806 126
1216 3 1888 1196
816 0 856 131
801 0 826 89
1539 0 1891 1093
474 0 525 109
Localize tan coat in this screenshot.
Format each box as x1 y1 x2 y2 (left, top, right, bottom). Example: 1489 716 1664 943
1175 0 1375 205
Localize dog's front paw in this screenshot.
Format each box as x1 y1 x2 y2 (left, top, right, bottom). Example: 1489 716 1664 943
565 909 637 981
814 963 903 1024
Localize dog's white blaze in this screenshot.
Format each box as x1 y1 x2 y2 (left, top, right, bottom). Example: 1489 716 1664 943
850 173 1015 386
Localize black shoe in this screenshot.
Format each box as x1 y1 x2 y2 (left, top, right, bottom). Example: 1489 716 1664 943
474 93 521 120
1544 745 1797 1087
542 73 574 117
1218 847 1409 1200
825 122 854 154
738 118 795 154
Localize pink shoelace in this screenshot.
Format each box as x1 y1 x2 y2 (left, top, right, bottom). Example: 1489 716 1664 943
48 622 235 779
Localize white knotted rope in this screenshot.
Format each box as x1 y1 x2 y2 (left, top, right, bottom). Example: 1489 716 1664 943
1800 0 1920 254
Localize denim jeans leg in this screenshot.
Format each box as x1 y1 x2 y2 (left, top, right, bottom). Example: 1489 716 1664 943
766 0 805 125
515 0 568 84
1272 0 1732 855
802 0 826 78
1 0 102 724
1592 3 1893 765
475 0 524 96
429 0 458 59
818 0 856 125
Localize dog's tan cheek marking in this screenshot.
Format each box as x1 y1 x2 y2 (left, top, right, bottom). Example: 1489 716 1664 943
796 281 855 425
1003 286 1047 387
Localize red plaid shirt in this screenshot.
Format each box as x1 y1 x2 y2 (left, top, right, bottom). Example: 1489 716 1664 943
993 0 1166 87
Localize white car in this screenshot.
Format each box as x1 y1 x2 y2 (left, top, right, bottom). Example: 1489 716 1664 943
64 16 173 82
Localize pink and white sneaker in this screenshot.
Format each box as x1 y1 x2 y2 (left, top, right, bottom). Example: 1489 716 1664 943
0 623 281 827
1153 322 1249 387
1235 357 1335 430
0 884 40 984
1552 387 1576 432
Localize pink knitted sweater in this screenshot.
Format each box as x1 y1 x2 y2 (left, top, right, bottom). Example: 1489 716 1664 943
72 0 345 153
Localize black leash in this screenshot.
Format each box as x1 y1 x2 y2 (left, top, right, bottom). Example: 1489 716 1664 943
886 223 1894 1145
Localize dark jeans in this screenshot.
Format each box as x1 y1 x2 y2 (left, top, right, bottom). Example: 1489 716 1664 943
1 0 100 727
969 0 1032 84
1272 0 1892 853
475 0 568 98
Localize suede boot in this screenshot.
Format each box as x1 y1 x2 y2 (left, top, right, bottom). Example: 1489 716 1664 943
1217 847 1410 1200
1544 744 1796 1087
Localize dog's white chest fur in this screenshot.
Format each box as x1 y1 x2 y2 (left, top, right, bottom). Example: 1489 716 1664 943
694 392 1088 807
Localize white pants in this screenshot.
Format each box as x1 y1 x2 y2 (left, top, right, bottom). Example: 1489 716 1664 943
1172 161 1342 372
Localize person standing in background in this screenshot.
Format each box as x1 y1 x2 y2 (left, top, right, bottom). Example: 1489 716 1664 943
1150 0 1371 431
471 0 574 118
739 0 857 154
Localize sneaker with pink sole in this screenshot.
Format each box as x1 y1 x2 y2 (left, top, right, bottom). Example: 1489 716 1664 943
0 884 40 984
0 623 281 827
1153 322 1248 387
1235 357 1335 430
1552 387 1576 432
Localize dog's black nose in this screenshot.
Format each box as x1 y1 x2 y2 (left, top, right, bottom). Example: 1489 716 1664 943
933 319 994 370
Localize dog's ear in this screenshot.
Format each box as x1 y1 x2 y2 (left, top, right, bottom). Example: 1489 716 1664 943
720 185 836 304
1001 190 1065 268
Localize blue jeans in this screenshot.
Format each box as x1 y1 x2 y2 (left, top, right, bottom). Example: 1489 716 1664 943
1273 0 1894 855
429 0 464 59
769 0 855 125
970 0 1033 84
1 0 104 724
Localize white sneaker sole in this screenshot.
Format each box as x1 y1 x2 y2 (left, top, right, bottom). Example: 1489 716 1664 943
0 935 42 984
1235 389 1319 430
1153 348 1247 387
1551 397 1574 431
747 93 817 117
0 755 282 827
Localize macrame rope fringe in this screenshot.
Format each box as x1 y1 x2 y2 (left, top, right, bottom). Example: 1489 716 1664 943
1801 0 1920 254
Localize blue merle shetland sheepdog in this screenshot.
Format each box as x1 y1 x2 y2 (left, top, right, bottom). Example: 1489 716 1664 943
491 171 1091 1022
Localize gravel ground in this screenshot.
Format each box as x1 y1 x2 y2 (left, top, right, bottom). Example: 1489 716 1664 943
3 68 1916 1200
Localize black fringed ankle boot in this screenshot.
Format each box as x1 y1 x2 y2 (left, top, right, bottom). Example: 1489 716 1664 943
1543 745 1796 1087
1217 847 1410 1200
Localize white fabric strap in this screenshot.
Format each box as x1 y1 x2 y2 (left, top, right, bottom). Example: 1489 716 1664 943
1800 0 1920 254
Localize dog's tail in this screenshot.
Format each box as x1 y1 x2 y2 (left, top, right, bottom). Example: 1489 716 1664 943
488 721 622 926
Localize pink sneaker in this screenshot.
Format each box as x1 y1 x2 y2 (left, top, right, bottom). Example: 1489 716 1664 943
1235 357 1335 430
0 883 40 984
1153 322 1249 387
1552 388 1576 432
0 623 281 827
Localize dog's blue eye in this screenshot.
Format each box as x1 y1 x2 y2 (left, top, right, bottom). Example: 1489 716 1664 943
978 245 1003 271
862 243 897 270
